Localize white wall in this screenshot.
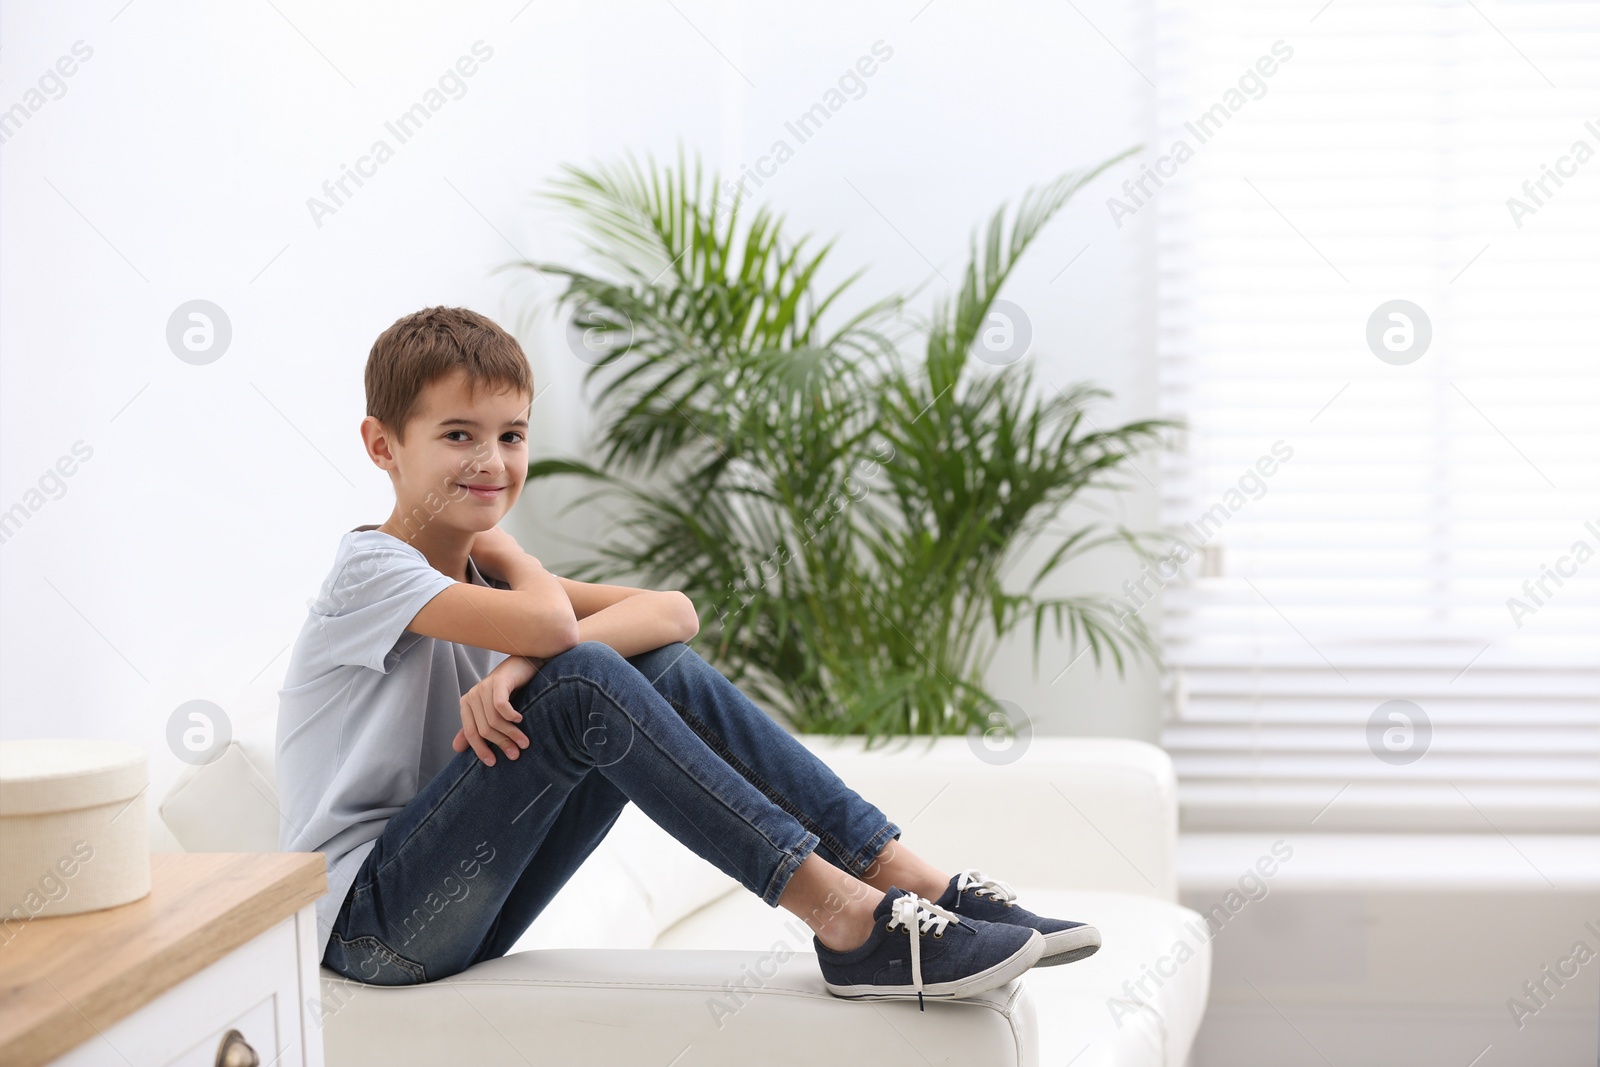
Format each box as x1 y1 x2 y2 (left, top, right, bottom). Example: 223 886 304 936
0 0 1162 814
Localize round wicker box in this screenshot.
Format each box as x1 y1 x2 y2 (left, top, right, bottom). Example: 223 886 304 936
0 739 150 921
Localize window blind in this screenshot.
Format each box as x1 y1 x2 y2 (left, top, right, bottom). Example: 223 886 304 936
1151 0 1600 832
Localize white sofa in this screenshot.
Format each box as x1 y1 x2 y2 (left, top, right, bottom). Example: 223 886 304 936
157 667 1208 1067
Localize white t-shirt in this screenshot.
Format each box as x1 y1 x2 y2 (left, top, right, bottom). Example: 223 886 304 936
275 526 510 962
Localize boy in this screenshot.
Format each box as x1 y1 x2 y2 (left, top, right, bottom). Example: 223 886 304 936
275 306 1099 1008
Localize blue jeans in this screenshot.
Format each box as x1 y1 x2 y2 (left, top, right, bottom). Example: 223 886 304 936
322 640 902 985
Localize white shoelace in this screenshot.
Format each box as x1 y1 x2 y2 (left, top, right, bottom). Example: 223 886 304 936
955 868 1018 904
886 892 963 1009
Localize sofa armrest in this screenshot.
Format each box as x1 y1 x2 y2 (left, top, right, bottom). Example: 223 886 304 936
798 735 1179 902
318 950 1040 1066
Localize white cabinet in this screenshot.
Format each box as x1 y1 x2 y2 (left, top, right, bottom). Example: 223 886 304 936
50 906 323 1067
0 853 328 1067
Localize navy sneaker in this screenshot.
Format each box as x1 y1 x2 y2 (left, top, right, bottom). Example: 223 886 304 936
813 886 1044 1011
932 868 1101 967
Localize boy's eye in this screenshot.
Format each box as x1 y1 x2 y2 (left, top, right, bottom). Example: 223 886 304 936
445 430 525 443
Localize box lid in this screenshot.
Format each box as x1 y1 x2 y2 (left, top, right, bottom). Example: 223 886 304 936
0 740 147 816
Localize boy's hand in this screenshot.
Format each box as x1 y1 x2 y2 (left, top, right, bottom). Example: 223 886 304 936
468 525 530 584
453 654 542 765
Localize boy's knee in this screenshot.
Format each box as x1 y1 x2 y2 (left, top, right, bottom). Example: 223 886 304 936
513 642 621 708
550 640 627 672
630 641 696 675
635 640 690 660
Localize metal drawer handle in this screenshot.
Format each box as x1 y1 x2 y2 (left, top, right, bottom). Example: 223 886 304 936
215 1028 259 1067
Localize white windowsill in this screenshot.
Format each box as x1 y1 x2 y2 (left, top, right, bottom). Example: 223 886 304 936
1177 832 1600 893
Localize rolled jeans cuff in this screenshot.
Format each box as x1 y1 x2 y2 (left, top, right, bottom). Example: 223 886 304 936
762 828 821 907
849 820 903 880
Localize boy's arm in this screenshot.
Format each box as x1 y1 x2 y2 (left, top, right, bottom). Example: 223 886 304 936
556 576 663 619
558 577 699 658
406 555 580 658
464 518 694 655
504 555 583 643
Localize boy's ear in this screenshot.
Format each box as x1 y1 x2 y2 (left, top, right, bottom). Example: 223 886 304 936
360 415 398 469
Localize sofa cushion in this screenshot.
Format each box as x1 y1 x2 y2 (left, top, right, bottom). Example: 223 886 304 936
506 801 740 952
653 884 1209 1067
793 735 1181 902
497 843 662 951
318 946 1040 1067
158 671 281 855
158 740 281 854
603 799 744 932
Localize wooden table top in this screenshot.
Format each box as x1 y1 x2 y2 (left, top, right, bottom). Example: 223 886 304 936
0 851 326 1067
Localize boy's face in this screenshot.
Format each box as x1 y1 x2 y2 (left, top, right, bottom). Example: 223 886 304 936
366 369 531 535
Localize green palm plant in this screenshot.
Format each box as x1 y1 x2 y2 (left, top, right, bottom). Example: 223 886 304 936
508 147 1176 743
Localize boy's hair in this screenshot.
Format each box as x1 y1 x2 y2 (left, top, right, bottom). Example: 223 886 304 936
366 306 532 445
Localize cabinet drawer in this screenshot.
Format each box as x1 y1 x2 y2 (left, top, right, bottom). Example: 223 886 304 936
49 914 308 1067
164 994 276 1067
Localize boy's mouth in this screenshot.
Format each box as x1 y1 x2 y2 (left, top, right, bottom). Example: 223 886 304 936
458 483 505 500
